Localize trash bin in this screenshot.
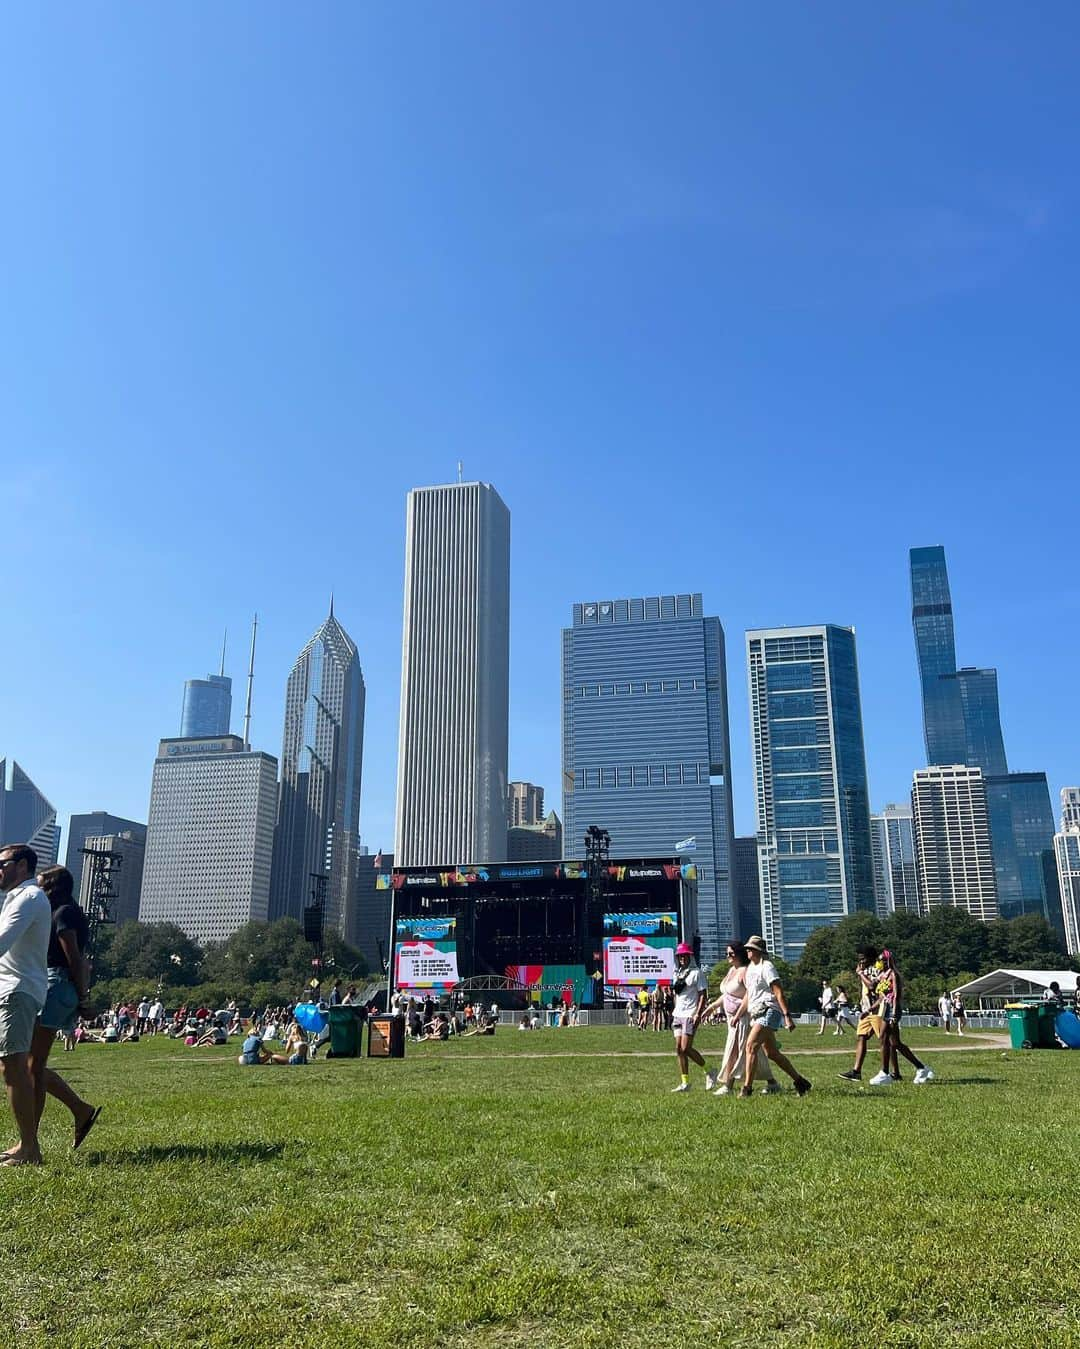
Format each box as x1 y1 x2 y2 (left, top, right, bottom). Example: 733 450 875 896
1036 1002 1059 1048
1008 1005 1039 1049
367 1015 405 1059
325 1005 362 1059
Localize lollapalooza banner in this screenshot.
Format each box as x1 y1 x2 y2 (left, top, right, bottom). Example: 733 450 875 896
394 917 460 992
504 964 591 1005
602 912 679 987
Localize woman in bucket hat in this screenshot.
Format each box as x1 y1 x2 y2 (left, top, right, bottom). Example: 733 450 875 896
669 941 717 1094
735 936 811 1099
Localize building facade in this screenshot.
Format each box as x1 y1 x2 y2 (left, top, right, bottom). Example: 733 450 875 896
139 735 278 945
65 811 146 905
507 782 545 828
79 830 146 926
870 804 920 918
732 835 762 941
984 772 1062 931
1054 789 1080 956
181 673 232 738
746 625 875 964
395 482 510 867
562 594 735 964
911 765 998 921
270 606 365 941
0 760 59 869
351 850 394 974
507 811 563 861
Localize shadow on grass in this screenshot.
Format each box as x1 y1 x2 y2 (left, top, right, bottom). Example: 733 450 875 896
84 1142 286 1167
932 1076 1003 1086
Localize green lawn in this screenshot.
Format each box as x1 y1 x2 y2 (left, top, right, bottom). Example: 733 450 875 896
3 1025 1077 1347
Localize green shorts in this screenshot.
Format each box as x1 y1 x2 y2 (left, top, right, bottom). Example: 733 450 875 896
0 991 39 1056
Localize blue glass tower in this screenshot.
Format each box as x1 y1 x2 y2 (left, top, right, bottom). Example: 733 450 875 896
985 773 1063 932
561 594 735 964
747 626 876 963
180 674 232 738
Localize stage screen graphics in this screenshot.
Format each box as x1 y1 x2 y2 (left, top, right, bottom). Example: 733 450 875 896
394 917 460 992
603 912 678 987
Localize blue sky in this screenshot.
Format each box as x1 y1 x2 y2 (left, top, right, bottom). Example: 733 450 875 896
2 4 1077 856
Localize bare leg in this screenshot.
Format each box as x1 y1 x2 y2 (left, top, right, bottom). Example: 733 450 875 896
1 1053 42 1164
759 1029 803 1083
852 1034 869 1073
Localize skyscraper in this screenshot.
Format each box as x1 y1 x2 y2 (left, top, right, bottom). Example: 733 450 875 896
747 625 875 963
912 765 998 921
910 546 1060 929
140 735 278 944
0 760 59 868
181 674 232 738
1053 790 1080 956
870 805 920 918
562 594 735 964
270 604 365 941
395 481 510 867
65 811 146 903
732 836 762 941
507 811 563 861
507 782 545 828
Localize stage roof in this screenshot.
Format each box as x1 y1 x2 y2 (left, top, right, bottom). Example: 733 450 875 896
951 969 1078 1001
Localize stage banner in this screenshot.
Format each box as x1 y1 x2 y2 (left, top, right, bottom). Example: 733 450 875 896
505 963 590 1004
394 917 460 992
603 912 678 986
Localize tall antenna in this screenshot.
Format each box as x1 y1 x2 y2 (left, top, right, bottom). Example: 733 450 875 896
242 613 258 750
219 628 227 678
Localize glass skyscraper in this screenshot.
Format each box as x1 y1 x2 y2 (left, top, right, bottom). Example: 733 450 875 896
1054 790 1080 956
870 804 920 918
0 760 59 870
180 674 232 738
561 594 735 964
910 546 1061 933
746 625 875 963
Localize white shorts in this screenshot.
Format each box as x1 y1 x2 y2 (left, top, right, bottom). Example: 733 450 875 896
672 1016 697 1038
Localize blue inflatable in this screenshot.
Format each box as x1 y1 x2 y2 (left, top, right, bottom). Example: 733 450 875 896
293 1002 327 1034
1055 1010 1080 1049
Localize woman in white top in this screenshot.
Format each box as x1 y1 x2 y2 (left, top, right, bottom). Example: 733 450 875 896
670 942 717 1094
704 942 777 1095
735 936 811 1099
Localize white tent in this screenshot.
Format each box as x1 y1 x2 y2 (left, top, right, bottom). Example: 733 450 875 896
951 969 1078 1011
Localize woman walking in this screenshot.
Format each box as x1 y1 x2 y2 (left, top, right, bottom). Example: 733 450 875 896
23 867 100 1153
737 935 811 1098
670 942 716 1093
705 942 778 1095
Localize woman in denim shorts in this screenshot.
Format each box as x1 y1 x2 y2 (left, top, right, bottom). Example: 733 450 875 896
24 868 100 1152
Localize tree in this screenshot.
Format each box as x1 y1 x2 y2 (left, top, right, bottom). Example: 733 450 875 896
93 922 204 987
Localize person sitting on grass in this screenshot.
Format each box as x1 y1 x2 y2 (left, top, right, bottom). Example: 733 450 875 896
238 1027 270 1066
424 1014 450 1042
195 1023 227 1048
267 1020 309 1064
735 935 811 1099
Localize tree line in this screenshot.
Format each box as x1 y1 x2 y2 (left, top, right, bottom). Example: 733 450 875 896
88 917 370 1012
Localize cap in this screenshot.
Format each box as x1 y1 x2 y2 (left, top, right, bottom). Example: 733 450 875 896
744 935 768 954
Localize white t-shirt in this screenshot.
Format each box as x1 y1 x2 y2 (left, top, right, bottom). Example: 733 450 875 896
672 967 707 1020
938 995 952 1018
744 959 782 1016
0 880 51 1008
820 985 834 1010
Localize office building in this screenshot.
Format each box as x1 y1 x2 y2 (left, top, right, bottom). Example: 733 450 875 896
732 836 762 941
508 782 545 828
911 765 998 921
1054 790 1080 956
395 481 510 866
140 735 278 944
352 850 393 974
507 811 563 861
870 805 920 918
181 673 232 738
985 772 1063 932
0 760 59 868
79 830 145 926
563 594 735 964
65 811 146 905
270 604 365 941
747 625 875 963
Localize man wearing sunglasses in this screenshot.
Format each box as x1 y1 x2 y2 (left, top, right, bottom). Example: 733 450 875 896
0 844 52 1165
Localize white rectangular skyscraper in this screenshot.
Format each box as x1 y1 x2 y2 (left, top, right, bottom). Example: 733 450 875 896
395 482 510 866
140 735 278 944
911 765 998 922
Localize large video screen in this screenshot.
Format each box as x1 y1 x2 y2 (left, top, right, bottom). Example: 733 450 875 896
602 911 678 987
394 916 460 992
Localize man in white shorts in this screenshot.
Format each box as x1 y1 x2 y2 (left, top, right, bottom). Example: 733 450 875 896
670 942 717 1093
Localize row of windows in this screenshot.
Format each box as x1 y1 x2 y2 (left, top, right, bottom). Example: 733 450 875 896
575 678 706 697
775 831 839 855
572 764 710 789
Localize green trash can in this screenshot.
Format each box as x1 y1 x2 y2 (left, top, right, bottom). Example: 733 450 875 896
1008 1006 1039 1049
1036 1002 1059 1048
326 1005 362 1058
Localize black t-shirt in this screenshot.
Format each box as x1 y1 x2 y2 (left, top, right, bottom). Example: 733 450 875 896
47 903 89 972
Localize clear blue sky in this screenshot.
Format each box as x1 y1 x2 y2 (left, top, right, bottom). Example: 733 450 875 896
2 5 1077 857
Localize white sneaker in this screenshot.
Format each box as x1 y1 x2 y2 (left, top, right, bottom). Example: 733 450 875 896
868 1070 894 1086
671 1082 691 1093
914 1067 934 1085
704 1069 719 1092
760 1082 782 1095
713 1083 731 1096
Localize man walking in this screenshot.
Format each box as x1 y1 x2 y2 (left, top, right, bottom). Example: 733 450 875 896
0 844 52 1165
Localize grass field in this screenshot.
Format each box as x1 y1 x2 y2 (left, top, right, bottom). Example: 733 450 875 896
2 1024 1077 1348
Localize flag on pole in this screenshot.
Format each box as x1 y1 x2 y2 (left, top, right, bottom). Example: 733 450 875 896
373 850 383 871
675 836 696 853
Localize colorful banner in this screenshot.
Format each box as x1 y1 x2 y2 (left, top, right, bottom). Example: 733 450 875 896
387 860 693 888
394 917 460 991
505 964 591 1005
603 912 678 987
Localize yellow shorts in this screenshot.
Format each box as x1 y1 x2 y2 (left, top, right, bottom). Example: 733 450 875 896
857 1014 884 1039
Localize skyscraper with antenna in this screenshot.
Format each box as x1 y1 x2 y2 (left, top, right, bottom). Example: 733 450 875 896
180 632 233 737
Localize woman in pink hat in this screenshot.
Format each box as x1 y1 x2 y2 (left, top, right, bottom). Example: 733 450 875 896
670 942 717 1094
